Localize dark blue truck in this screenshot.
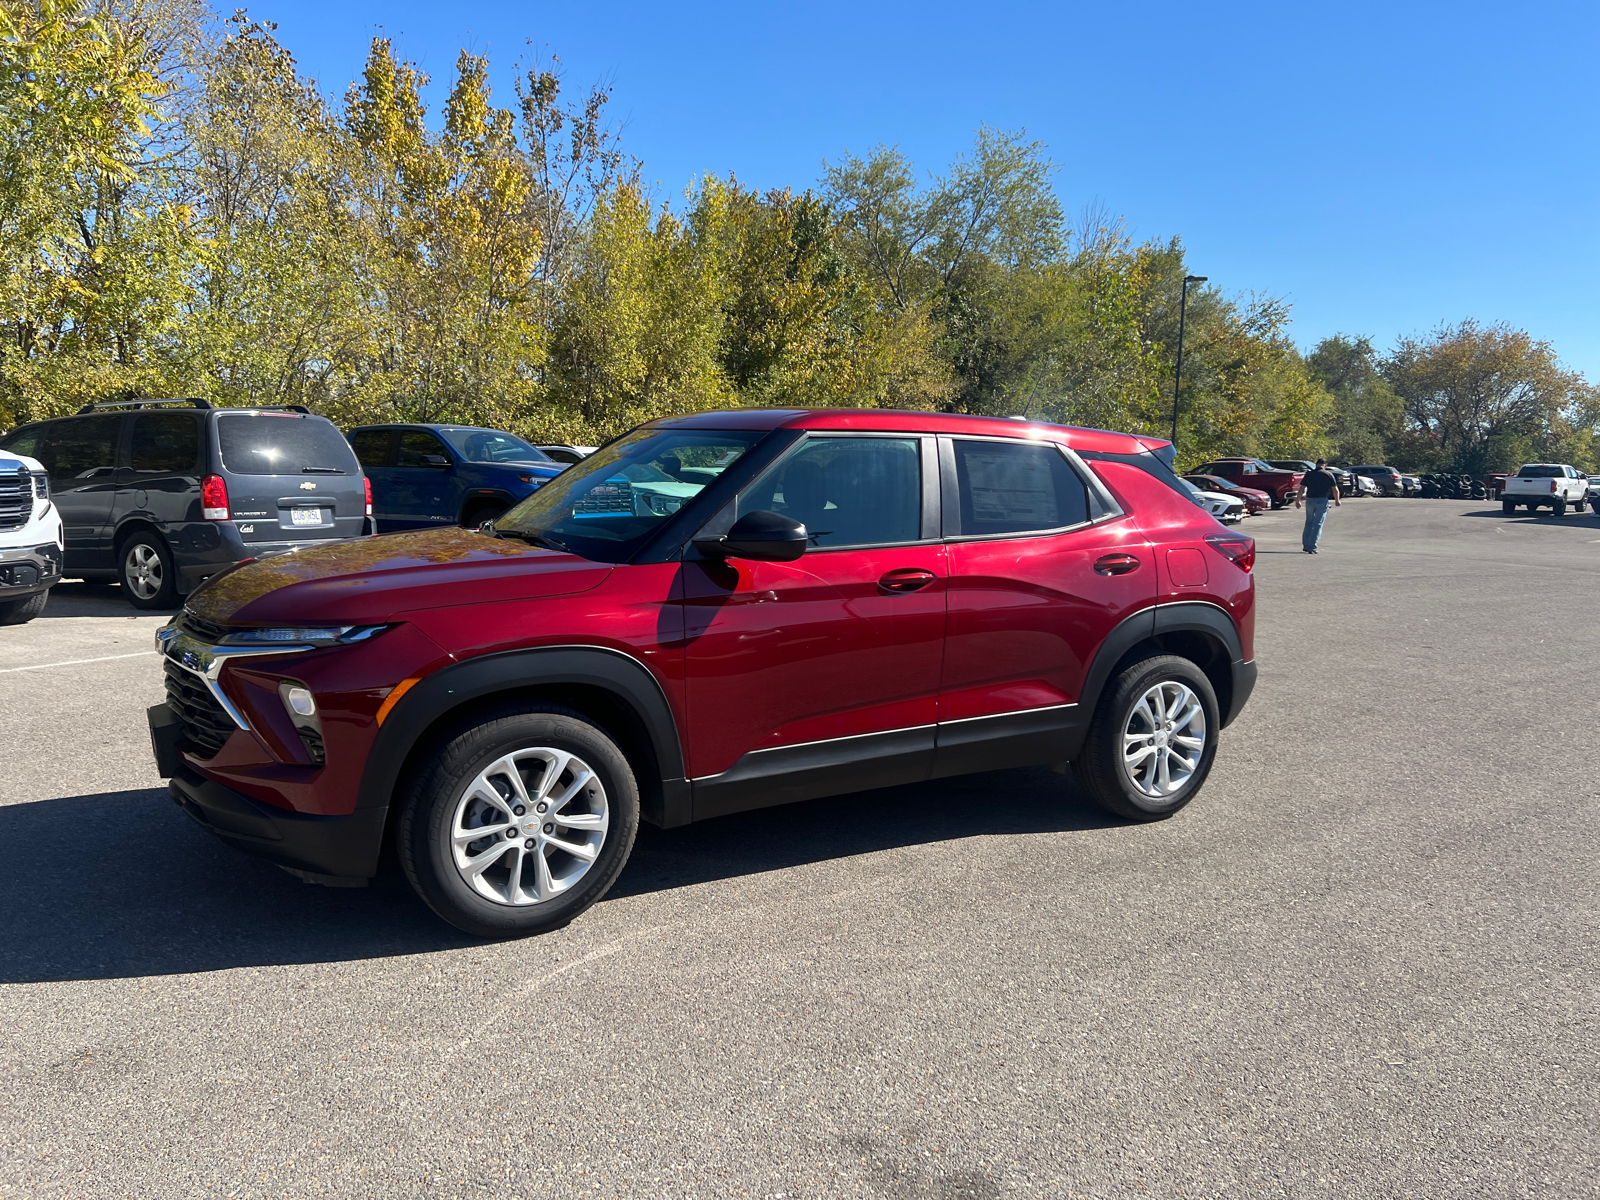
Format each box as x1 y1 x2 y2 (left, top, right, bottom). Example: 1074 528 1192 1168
348 424 566 530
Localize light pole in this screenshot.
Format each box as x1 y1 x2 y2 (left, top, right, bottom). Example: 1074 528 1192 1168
1171 274 1207 446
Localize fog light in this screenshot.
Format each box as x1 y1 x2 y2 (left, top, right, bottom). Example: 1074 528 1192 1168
284 686 317 717
278 681 325 766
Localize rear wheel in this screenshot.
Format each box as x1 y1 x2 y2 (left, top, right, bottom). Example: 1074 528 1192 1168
0 590 48 625
1072 655 1220 822
398 704 640 938
1553 499 1567 517
118 531 179 609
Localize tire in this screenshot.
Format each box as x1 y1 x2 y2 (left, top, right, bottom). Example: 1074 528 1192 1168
1553 499 1567 518
1072 654 1221 823
398 703 640 938
1502 499 1515 514
118 531 179 609
1574 498 1587 513
0 589 49 625
461 502 507 531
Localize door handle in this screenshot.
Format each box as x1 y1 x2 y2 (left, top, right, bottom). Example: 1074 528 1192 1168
1093 553 1141 576
878 568 938 594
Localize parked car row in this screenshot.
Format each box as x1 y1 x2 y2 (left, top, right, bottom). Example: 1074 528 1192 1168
0 399 593 620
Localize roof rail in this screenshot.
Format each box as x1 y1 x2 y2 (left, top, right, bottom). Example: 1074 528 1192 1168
245 405 312 414
76 397 214 414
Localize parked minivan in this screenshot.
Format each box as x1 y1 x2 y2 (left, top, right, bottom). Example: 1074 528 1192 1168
0 399 372 609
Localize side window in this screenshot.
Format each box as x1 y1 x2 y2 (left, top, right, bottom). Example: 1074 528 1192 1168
396 430 449 468
739 436 922 548
1241 463 1257 474
950 439 1089 537
350 429 394 468
130 413 200 474
1 427 44 459
43 416 119 484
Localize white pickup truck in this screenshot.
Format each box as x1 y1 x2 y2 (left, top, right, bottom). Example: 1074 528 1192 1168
1501 463 1590 515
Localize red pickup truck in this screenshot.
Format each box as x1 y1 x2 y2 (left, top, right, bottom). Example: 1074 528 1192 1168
1194 459 1304 509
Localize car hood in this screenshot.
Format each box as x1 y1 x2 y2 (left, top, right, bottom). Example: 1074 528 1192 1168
185 527 611 626
481 460 565 479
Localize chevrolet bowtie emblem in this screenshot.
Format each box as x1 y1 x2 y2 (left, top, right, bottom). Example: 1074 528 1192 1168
300 481 317 490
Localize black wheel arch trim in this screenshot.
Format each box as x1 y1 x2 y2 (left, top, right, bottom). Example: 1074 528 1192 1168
1073 602 1250 754
357 645 690 827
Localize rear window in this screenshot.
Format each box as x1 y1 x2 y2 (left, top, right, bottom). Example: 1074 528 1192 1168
1516 465 1563 478
218 414 360 475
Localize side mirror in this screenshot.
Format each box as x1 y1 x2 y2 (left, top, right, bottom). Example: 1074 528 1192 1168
421 454 451 469
694 510 808 562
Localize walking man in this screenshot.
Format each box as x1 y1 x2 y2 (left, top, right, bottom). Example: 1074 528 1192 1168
1294 459 1341 553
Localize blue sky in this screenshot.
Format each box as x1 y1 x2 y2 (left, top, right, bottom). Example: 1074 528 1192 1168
251 0 1600 378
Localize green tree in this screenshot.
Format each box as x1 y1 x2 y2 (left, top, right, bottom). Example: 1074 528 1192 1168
1306 334 1404 465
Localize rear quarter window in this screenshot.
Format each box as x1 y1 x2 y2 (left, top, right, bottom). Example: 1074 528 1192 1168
218 414 360 475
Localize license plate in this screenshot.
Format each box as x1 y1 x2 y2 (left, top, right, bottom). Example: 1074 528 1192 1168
289 507 324 527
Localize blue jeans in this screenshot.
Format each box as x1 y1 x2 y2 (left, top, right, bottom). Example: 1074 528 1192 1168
1302 497 1329 551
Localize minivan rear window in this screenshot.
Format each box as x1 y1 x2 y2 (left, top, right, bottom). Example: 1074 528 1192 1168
218 414 360 475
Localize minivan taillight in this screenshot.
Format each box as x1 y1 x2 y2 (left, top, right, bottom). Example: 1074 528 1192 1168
202 474 230 521
1205 532 1255 572
363 476 373 517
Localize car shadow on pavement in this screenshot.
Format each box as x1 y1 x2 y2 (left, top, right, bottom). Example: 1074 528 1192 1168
36 579 178 619
0 769 1119 984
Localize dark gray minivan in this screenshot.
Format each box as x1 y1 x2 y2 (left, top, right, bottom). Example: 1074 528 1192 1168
0 399 372 609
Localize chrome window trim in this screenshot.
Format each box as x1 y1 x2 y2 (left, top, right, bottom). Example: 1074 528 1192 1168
937 435 1124 542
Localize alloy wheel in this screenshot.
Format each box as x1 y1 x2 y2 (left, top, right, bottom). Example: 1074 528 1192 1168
125 544 164 600
1121 681 1207 798
449 747 610 906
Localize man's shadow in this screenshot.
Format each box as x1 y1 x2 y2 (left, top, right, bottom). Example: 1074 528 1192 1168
0 768 1120 984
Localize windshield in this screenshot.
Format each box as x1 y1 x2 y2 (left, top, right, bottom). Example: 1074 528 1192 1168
217 413 360 475
437 427 554 464
1173 476 1207 506
493 427 764 562
1517 465 1563 477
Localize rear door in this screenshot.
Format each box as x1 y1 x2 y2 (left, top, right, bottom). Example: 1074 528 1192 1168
34 415 124 571
215 412 366 544
116 411 203 541
933 436 1155 777
349 428 399 528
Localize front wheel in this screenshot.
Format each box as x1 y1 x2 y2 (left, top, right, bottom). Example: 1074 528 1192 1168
0 589 49 625
1072 655 1221 822
1573 498 1587 513
1502 499 1515 514
398 704 640 938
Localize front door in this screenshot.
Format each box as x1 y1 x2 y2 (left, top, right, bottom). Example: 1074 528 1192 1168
36 415 125 572
933 436 1156 777
390 429 457 528
683 434 947 818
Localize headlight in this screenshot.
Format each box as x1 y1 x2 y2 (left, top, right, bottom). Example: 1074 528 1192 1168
220 625 387 646
32 470 48 500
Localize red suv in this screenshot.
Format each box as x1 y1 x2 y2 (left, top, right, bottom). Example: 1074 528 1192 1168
148 410 1257 937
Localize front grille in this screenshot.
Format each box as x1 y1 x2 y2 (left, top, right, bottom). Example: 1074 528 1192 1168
0 468 27 532
163 658 235 758
179 611 235 643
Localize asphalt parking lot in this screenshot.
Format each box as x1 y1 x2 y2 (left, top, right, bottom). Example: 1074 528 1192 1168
1 500 1596 1199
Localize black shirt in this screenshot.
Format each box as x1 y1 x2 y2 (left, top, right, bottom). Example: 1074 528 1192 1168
1302 469 1338 500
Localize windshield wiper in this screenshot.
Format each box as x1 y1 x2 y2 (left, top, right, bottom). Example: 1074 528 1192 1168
499 530 571 553
301 465 343 474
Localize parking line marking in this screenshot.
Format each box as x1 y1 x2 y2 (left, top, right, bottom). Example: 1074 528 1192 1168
0 650 158 674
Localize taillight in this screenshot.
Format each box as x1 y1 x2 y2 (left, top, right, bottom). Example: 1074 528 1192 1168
201 474 230 521
1205 532 1255 572
363 476 373 517
1551 480 1559 494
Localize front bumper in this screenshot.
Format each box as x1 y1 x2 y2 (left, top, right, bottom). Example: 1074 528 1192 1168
153 704 387 884
0 543 62 597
